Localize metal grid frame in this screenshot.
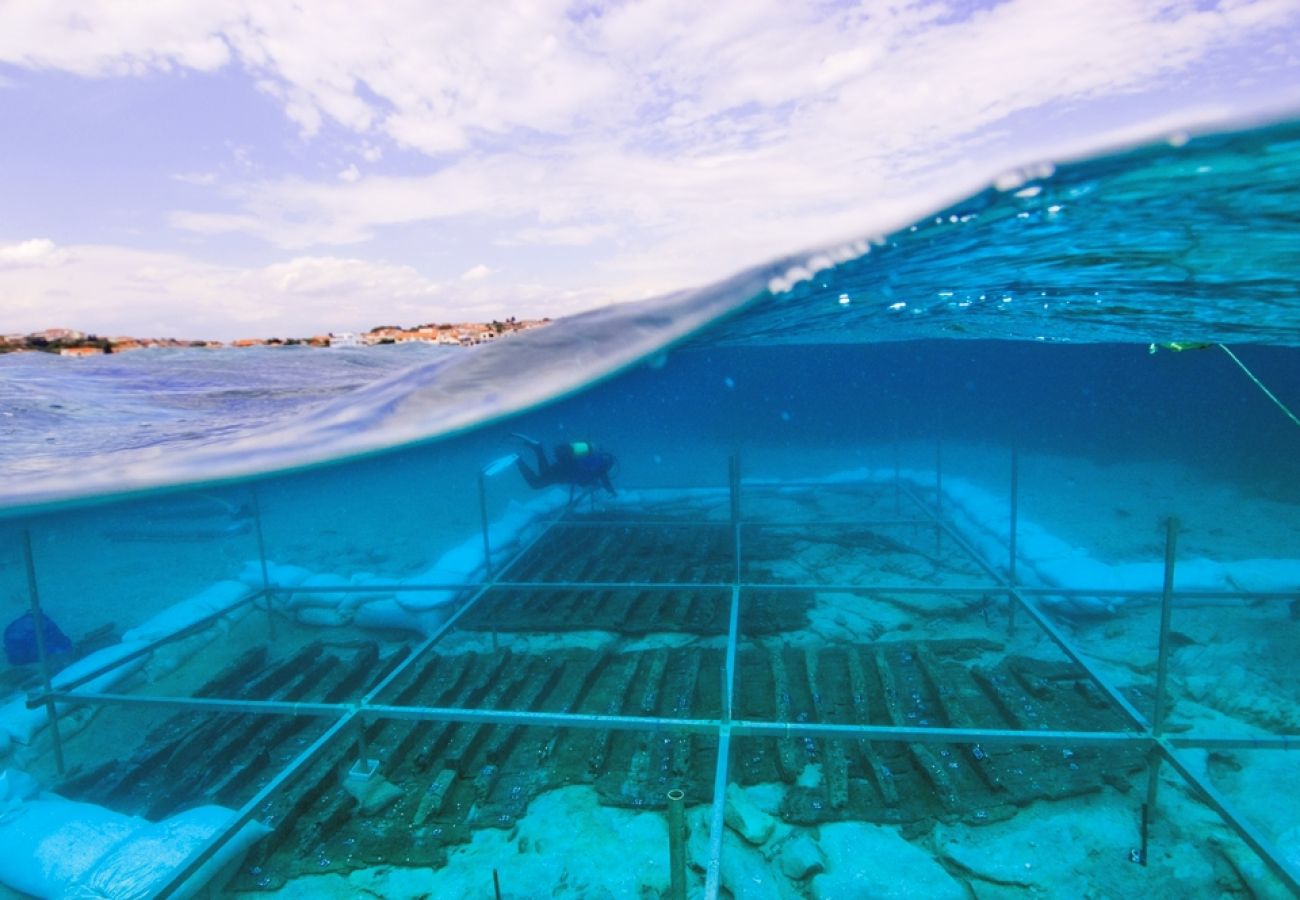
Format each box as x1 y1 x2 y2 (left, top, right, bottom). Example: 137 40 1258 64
15 447 1300 898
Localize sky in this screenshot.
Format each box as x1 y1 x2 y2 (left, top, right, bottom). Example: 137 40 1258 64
1 1 1299 341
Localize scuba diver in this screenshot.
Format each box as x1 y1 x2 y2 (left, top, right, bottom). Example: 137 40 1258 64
513 434 617 497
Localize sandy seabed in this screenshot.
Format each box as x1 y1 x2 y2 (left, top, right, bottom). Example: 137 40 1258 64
4 442 1298 898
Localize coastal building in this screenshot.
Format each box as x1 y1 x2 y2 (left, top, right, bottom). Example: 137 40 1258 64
58 346 104 357
35 328 85 342
327 332 362 348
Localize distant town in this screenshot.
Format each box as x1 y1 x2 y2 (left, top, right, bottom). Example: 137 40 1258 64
0 318 552 356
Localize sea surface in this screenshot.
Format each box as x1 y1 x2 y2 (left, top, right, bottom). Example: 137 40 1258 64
0 114 1298 898
1 117 1298 511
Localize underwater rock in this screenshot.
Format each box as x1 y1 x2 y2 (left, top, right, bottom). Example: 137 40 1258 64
416 786 671 897
778 834 825 880
725 783 777 845
1210 833 1295 900
743 782 786 816
686 812 796 900
1181 657 1298 733
813 821 964 900
342 773 402 817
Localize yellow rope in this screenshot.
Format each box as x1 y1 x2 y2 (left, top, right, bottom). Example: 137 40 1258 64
1217 344 1300 430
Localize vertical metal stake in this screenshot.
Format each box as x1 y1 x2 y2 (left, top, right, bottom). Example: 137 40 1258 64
1008 445 1019 636
728 454 741 584
350 715 376 779
893 422 901 516
478 471 494 580
1143 516 1179 835
934 435 944 555
1151 517 1179 735
667 788 688 900
22 529 65 775
250 485 276 639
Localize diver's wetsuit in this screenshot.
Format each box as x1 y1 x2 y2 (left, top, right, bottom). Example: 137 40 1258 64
516 441 616 496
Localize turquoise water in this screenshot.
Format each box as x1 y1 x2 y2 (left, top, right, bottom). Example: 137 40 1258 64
1 118 1298 897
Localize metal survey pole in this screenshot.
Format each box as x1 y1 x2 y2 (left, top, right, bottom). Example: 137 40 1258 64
1152 517 1179 734
667 788 687 900
250 485 277 639
22 529 65 775
893 422 901 516
1008 446 1019 636
1140 517 1179 860
478 470 494 580
350 714 377 780
934 435 944 555
728 455 741 529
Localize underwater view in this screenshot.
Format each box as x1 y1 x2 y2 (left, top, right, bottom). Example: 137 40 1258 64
2 118 1300 900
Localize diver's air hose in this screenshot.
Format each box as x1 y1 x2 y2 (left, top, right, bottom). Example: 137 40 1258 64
1217 344 1300 431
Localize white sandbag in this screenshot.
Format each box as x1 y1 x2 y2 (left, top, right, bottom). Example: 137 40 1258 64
123 581 251 644
352 598 428 633
1224 558 1300 593
75 805 271 899
284 573 352 611
393 580 458 613
0 694 46 747
237 560 313 589
53 641 150 695
0 767 40 812
340 572 391 611
293 606 351 627
0 641 152 747
0 798 144 898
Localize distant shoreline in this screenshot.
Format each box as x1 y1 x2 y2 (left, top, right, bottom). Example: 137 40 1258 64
1 318 551 356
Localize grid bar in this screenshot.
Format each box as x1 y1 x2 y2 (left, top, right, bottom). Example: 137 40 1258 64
740 517 944 527
361 504 573 707
153 499 573 899
704 725 731 900
22 528 65 774
263 580 1300 603
1168 735 1300 751
733 722 1148 746
22 466 1300 900
36 684 1162 748
156 713 356 899
900 482 1151 731
39 586 269 699
724 587 739 723
1159 741 1300 894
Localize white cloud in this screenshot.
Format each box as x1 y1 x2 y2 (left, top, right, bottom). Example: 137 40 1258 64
152 1 1298 258
2 1 1299 332
0 242 454 339
504 224 616 247
0 4 234 77
171 171 219 186
0 240 612 339
460 263 492 281
0 238 65 267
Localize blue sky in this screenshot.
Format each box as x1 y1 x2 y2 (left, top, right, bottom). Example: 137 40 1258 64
1 0 1298 340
